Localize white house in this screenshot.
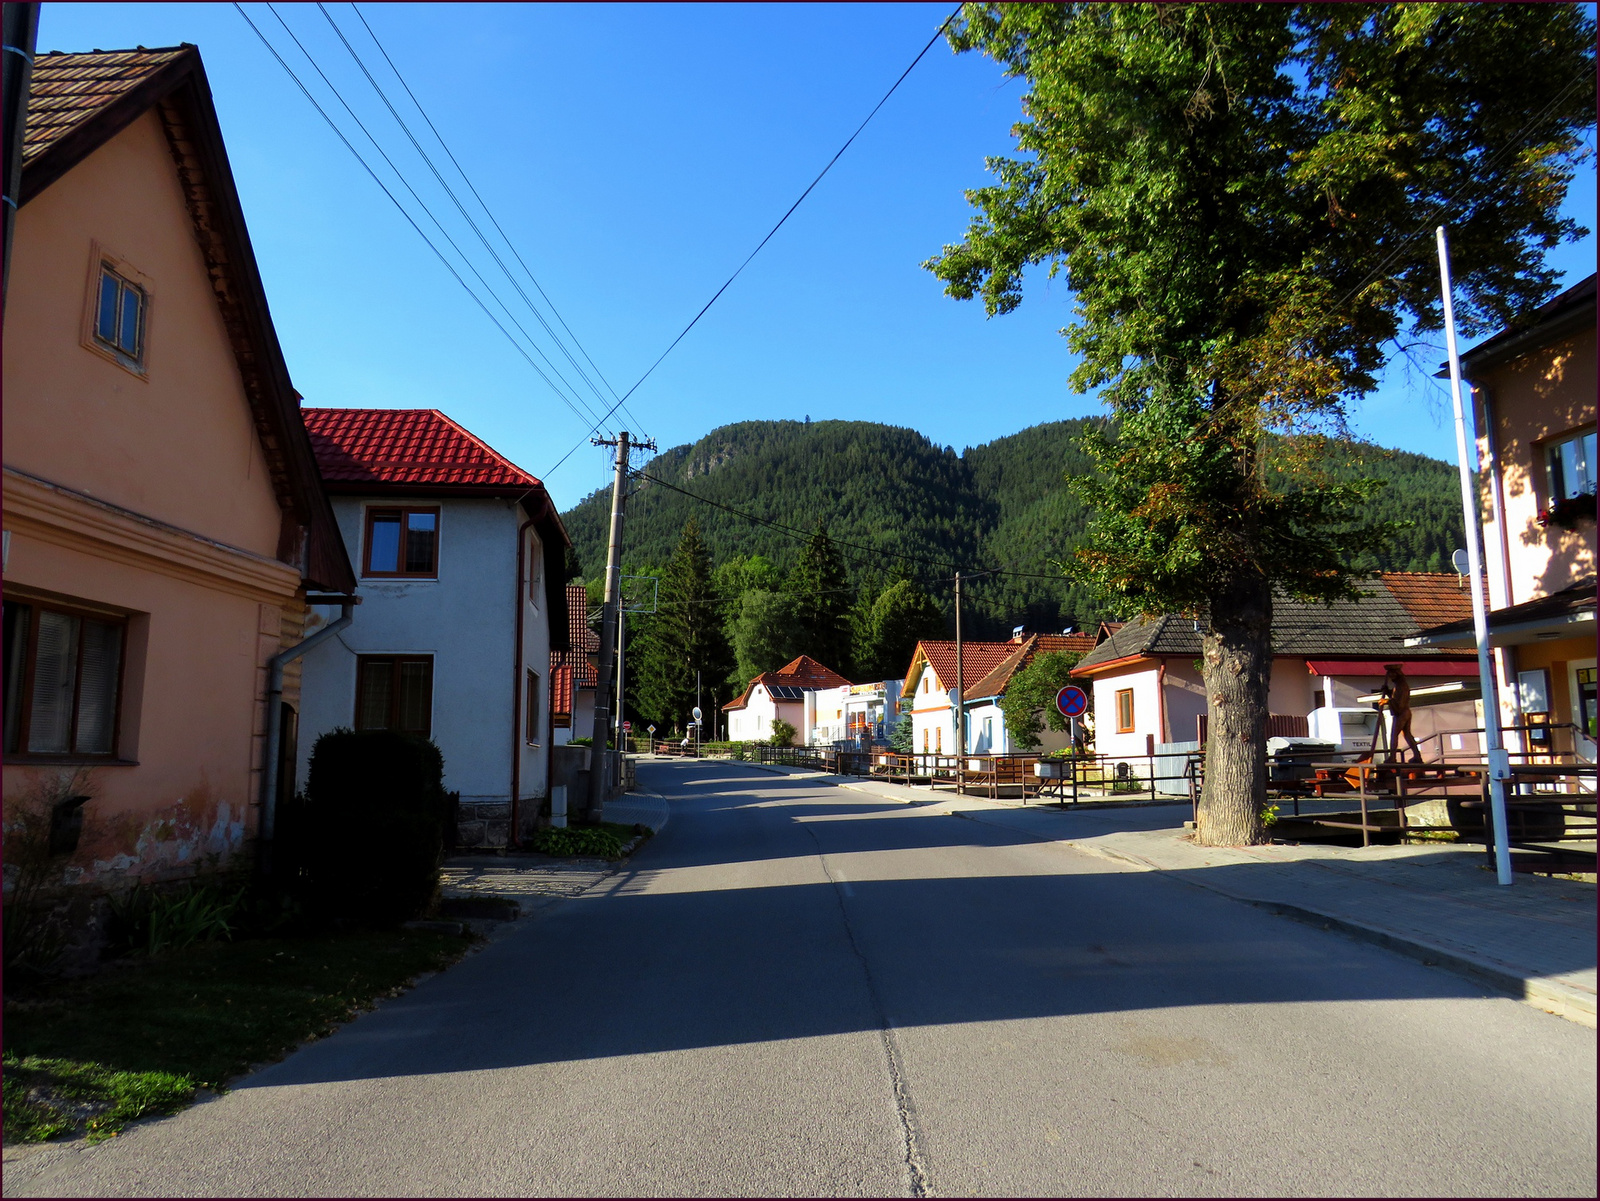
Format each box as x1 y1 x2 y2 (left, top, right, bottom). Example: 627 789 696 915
295 408 571 847
723 656 850 744
1071 574 1484 775
902 639 1015 756
959 632 1099 754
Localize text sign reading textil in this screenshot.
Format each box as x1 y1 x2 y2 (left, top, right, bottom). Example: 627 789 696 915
1055 685 1088 718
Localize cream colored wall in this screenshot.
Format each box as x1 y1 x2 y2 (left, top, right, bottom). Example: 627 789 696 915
2 110 282 557
1477 324 1597 607
1088 665 1162 760
2 520 300 886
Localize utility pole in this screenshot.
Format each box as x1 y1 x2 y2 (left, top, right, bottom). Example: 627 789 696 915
1437 226 1514 886
954 571 964 796
613 607 626 751
587 431 654 822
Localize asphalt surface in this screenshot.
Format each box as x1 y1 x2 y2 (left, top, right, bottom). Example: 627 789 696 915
6 759 1595 1197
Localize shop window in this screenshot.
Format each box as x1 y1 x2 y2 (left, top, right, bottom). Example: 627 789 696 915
3 599 125 758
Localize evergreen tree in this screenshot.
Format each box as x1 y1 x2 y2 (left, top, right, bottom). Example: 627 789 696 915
631 519 730 730
786 522 854 676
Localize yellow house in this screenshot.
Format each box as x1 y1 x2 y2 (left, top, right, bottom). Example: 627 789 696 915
2 47 354 886
1409 274 1596 761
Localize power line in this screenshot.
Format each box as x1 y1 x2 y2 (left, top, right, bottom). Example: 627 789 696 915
235 3 603 428
326 2 648 435
267 2 607 426
542 2 965 480
348 2 641 435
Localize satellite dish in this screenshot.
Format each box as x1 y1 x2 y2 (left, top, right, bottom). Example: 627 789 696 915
1451 548 1470 576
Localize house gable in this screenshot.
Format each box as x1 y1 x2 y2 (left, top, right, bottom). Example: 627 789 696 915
11 46 353 592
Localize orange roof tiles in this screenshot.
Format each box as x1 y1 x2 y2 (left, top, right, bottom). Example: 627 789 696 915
23 46 190 165
302 408 542 491
907 640 1015 699
1379 572 1476 630
723 656 851 710
964 632 1098 701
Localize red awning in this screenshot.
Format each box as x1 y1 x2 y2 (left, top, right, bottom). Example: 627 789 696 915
1305 659 1478 677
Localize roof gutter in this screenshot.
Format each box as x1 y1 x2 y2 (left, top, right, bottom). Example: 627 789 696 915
257 593 358 877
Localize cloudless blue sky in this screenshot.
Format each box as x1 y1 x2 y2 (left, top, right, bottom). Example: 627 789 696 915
38 3 1597 511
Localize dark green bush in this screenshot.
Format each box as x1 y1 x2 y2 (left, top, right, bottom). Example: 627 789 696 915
285 728 449 928
528 825 625 858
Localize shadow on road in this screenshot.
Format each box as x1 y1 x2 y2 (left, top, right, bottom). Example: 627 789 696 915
234 759 1592 1089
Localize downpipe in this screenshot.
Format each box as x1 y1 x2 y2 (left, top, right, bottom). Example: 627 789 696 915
257 594 358 877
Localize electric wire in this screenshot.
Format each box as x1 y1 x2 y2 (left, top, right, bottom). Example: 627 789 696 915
322 2 646 434
347 2 643 436
541 2 965 481
235 3 603 428
267 2 607 426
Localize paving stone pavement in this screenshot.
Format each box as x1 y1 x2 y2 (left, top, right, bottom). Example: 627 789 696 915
742 760 1598 1026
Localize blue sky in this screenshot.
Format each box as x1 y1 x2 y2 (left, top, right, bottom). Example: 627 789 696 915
39 3 1597 511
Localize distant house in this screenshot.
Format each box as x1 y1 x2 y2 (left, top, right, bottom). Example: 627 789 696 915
805 679 905 747
296 409 569 848
723 656 851 744
1408 274 1596 761
550 583 599 747
3 46 354 887
902 640 1015 756
962 632 1099 754
1072 574 1481 766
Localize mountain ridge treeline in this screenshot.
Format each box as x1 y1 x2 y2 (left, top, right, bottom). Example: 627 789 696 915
561 418 1467 639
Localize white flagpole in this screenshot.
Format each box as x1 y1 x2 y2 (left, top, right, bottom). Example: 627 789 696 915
1436 225 1514 886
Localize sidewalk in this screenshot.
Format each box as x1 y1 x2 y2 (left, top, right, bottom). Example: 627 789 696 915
745 760 1598 1026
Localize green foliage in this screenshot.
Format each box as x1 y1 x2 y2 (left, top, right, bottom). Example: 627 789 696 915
2 1055 194 1144
888 700 916 755
630 519 732 729
563 418 1471 641
770 718 798 746
2 769 97 980
727 588 803 688
998 651 1084 750
527 825 626 858
786 522 855 675
855 577 947 682
105 882 243 958
289 729 450 928
2 929 470 1140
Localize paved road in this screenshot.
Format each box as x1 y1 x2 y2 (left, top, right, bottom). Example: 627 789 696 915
7 760 1595 1197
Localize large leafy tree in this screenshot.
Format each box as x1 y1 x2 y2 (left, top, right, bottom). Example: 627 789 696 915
855 577 947 683
999 651 1085 750
631 519 731 731
786 522 855 676
928 2 1594 845
727 589 804 688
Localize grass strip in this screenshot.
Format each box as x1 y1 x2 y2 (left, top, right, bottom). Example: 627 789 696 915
3 928 473 1144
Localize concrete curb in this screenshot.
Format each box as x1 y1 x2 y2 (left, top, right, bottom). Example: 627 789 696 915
945 809 1599 1028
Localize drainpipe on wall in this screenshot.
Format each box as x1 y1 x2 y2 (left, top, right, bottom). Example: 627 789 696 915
258 593 358 877
510 516 535 847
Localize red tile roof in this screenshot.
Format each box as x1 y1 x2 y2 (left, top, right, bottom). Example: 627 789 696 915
23 46 190 166
301 408 543 492
965 632 1099 701
904 640 1015 700
1379 572 1476 630
550 585 599 711
723 656 851 710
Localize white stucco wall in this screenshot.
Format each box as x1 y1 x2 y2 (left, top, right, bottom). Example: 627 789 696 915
295 496 550 806
1088 665 1163 761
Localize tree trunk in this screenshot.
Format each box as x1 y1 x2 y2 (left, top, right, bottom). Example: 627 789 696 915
1198 573 1272 846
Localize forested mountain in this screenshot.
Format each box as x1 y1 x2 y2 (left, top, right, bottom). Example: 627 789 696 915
561 418 1466 638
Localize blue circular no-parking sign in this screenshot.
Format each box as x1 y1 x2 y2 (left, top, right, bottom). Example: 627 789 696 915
1055 685 1088 718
